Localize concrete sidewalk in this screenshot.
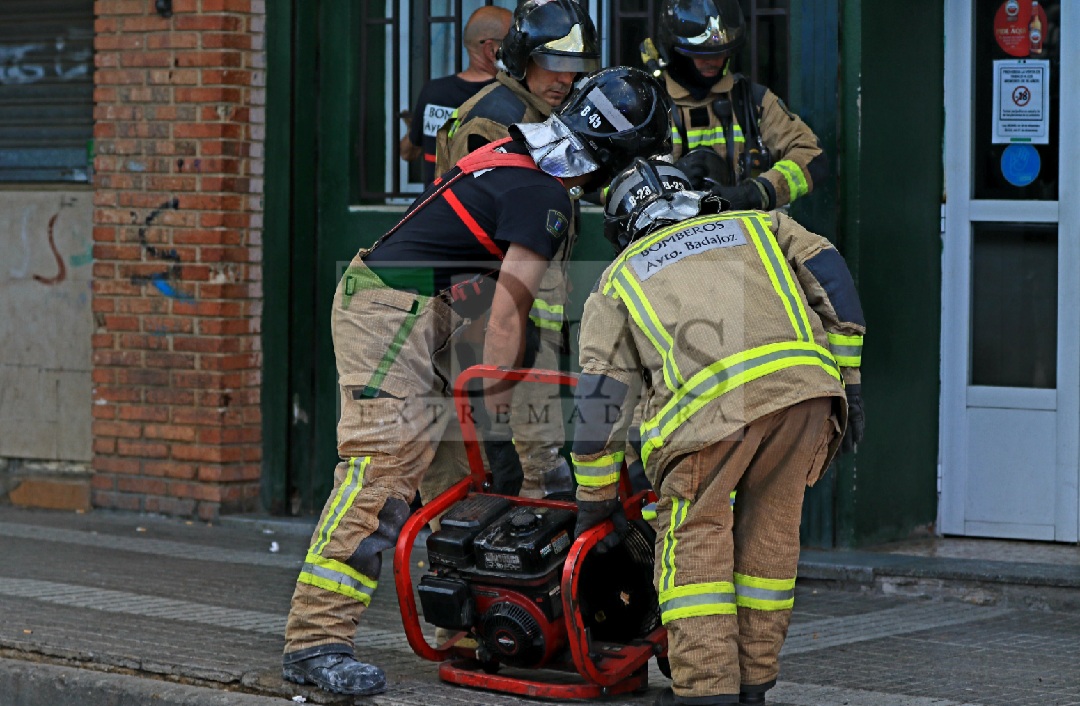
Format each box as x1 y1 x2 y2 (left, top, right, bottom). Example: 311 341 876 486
0 505 1078 706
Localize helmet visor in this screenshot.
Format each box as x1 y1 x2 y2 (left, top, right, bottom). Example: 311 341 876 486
671 14 744 56
515 115 601 179
629 189 705 235
533 52 601 74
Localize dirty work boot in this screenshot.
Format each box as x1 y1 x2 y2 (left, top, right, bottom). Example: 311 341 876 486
282 651 386 696
653 687 739 705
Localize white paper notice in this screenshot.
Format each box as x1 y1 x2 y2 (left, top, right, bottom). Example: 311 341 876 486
992 59 1050 144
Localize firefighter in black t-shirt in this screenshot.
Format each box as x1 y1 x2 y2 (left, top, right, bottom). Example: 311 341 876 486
399 6 512 186
280 67 671 698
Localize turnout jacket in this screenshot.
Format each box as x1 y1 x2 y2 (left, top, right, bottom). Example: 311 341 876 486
435 70 574 345
435 71 553 177
665 71 826 209
572 210 865 502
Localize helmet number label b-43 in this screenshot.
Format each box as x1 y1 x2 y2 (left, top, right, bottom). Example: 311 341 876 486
580 104 603 129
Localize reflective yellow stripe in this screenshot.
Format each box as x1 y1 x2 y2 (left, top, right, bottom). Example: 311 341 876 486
298 552 378 606
312 456 369 556
642 501 657 521
610 269 684 391
745 216 813 342
529 298 565 331
571 451 623 487
445 109 460 139
660 497 690 592
684 124 746 150
734 572 795 611
640 341 840 467
729 490 736 507
827 332 863 367
773 159 809 201
531 299 564 314
659 581 737 623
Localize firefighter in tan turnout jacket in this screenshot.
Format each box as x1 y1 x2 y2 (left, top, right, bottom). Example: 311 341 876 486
571 159 866 706
430 0 601 501
644 0 827 212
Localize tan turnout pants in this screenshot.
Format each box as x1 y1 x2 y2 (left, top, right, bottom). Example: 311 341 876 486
652 397 836 699
283 259 468 660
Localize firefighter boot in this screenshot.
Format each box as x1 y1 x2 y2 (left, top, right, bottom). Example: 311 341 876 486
653 687 740 705
740 679 773 704
282 650 386 696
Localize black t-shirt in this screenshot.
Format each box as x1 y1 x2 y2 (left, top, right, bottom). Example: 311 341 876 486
408 74 495 185
365 145 572 295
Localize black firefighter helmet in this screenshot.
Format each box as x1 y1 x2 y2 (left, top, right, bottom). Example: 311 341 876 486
501 0 601 80
657 0 746 61
555 66 671 184
604 157 726 251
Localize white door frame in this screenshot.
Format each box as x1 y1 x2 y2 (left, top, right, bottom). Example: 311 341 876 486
940 0 1080 542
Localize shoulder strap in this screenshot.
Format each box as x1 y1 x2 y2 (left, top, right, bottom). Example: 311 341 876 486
366 139 540 259
731 75 766 152
457 137 539 173
666 92 688 153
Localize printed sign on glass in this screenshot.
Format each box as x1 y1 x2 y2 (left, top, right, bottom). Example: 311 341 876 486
991 59 1049 144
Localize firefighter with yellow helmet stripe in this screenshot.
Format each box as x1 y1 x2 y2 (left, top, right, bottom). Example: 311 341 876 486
571 159 865 706
642 0 827 212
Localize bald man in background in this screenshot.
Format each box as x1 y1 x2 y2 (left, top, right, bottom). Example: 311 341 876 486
400 5 513 186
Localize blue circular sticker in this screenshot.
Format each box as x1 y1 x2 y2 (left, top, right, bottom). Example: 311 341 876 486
1001 144 1040 187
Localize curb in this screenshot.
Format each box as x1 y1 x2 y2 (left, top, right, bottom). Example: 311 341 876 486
0 658 294 706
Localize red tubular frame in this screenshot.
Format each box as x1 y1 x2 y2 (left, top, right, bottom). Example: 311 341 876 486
393 365 666 700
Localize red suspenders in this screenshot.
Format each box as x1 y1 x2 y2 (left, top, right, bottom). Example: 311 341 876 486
373 138 543 260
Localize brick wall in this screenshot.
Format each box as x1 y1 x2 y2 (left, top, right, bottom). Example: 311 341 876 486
91 0 266 520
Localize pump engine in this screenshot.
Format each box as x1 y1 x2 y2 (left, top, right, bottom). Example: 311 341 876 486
417 494 659 671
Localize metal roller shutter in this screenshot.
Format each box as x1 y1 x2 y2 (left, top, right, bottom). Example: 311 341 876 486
0 0 93 182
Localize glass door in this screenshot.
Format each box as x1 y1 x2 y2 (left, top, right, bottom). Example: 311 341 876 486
940 0 1079 541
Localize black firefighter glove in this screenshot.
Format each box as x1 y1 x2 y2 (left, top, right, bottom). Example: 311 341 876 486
485 435 525 496
841 384 865 454
674 147 727 190
574 499 628 554
711 178 773 211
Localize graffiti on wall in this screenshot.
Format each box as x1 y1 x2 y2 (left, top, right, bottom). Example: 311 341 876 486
0 30 93 86
3 196 86 287
129 197 193 301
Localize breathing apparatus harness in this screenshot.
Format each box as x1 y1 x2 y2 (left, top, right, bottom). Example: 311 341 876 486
641 39 772 185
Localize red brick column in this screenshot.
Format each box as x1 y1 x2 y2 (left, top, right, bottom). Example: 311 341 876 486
91 0 265 520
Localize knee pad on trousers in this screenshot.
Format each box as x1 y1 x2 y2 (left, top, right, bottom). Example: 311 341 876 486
347 496 411 578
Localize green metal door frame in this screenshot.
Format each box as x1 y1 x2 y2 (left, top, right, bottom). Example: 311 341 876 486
787 0 944 547
788 0 841 548
264 0 347 514
834 0 943 546
262 0 293 514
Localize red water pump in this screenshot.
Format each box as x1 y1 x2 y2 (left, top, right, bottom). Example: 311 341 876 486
394 366 667 700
